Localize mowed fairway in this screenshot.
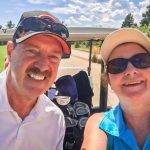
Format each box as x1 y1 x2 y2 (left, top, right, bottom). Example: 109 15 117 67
0 45 6 72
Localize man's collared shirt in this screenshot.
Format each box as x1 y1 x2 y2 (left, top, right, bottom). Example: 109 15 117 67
0 70 65 150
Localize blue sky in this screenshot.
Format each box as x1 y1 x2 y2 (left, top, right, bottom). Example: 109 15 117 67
0 0 149 28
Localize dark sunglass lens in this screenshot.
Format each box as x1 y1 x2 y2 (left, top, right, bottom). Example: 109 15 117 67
23 17 39 30
38 18 53 31
14 17 69 42
14 17 41 40
132 53 150 68
42 18 53 24
52 23 69 38
107 58 127 74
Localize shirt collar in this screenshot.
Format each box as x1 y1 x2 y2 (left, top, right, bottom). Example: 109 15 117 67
100 104 126 136
0 69 56 120
32 95 56 118
0 69 12 112
100 104 140 149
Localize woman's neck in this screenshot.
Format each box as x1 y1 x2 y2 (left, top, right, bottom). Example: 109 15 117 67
121 103 150 149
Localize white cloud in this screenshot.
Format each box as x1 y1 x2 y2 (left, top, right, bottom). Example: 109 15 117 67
25 0 150 27
27 0 66 5
27 0 49 4
65 16 82 26
70 0 85 5
52 4 81 15
139 0 150 13
139 0 150 8
78 15 91 22
110 9 125 19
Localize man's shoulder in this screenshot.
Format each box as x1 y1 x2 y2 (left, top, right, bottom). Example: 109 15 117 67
0 70 5 79
0 70 7 91
0 69 7 82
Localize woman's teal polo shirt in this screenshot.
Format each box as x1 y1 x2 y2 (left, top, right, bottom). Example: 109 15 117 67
99 105 150 150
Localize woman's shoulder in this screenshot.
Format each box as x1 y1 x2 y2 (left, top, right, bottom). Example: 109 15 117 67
81 112 107 150
87 112 104 126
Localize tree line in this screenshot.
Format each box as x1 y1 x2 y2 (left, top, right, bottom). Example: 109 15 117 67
0 20 15 30
122 5 150 37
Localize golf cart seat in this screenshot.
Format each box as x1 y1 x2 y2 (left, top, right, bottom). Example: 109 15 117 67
73 70 94 109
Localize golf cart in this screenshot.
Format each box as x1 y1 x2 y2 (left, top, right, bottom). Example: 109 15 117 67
46 27 117 150
0 26 117 150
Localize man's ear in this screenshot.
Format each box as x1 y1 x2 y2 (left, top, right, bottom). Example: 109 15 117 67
7 40 14 61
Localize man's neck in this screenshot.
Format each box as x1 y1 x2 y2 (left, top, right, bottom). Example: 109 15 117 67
6 71 38 119
8 95 38 119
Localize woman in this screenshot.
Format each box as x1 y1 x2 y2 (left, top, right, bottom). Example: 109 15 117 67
81 28 150 150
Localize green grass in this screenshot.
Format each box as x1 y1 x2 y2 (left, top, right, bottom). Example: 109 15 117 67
0 45 6 72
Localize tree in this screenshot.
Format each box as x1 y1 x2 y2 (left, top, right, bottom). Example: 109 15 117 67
74 41 80 48
121 13 137 28
0 25 2 29
6 20 15 29
140 5 150 26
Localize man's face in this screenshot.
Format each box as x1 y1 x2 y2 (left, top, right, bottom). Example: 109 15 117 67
8 35 62 98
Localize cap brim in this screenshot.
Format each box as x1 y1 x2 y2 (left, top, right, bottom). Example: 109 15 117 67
15 31 71 58
100 28 150 62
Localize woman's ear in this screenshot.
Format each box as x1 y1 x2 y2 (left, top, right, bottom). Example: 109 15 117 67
6 40 14 61
107 74 111 85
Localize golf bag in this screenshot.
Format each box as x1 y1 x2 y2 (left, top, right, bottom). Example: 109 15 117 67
54 72 93 150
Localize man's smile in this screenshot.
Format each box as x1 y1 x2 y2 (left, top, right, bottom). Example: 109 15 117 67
28 72 46 80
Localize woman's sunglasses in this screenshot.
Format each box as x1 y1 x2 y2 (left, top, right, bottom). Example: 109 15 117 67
107 53 150 74
13 17 69 41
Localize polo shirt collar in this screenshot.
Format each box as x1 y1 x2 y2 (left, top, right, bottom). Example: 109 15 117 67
100 104 139 149
32 94 56 118
0 69 54 120
0 69 12 112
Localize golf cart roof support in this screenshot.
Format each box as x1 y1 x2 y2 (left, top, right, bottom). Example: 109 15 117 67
99 58 108 111
87 39 108 112
88 40 93 76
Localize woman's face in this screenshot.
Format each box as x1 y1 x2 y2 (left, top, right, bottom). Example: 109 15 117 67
108 43 150 103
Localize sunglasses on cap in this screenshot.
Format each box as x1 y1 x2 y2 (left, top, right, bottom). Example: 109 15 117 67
107 53 150 74
13 16 69 41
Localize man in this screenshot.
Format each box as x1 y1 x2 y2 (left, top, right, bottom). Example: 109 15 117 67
0 10 71 150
